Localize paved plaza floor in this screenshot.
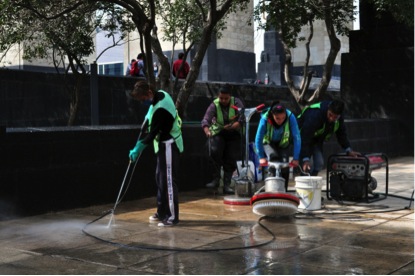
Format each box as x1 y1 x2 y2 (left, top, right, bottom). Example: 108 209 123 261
0 156 413 274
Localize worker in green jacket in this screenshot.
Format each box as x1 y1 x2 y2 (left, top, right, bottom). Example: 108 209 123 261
129 80 183 227
201 85 244 194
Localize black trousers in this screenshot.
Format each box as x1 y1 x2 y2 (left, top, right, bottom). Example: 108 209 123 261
156 139 180 223
263 143 290 190
207 131 241 182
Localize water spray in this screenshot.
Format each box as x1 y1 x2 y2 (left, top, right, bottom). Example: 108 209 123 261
107 160 132 227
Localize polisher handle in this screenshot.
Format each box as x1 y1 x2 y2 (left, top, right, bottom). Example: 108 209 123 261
289 161 298 167
231 103 265 113
255 103 265 112
231 105 240 112
259 159 268 167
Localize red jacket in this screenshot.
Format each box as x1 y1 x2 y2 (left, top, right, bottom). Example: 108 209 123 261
172 59 190 79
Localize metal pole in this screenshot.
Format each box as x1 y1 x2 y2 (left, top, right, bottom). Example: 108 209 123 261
245 116 252 196
90 61 99 125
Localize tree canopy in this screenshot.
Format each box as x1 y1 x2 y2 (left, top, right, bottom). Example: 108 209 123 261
154 0 250 117
254 0 356 106
0 0 136 125
2 0 252 119
368 0 414 28
2 0 410 120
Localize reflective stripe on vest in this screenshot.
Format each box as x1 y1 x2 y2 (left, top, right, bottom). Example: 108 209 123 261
147 90 184 153
262 110 291 148
298 102 339 141
209 97 236 136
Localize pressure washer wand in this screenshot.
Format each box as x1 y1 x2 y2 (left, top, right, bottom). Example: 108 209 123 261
107 118 148 227
107 160 132 227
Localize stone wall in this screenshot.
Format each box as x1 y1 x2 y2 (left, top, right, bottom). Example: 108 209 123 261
0 69 302 127
217 2 254 53
341 1 414 155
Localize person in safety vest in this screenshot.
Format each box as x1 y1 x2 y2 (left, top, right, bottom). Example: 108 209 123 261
255 101 301 191
129 80 183 227
201 85 244 194
297 100 360 176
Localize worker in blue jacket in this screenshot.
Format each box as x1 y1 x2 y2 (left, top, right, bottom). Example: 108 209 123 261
297 100 359 176
255 102 301 191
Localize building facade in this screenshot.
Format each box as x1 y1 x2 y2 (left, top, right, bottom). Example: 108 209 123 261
1 0 356 85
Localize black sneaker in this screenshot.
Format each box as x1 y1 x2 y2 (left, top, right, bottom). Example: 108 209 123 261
206 178 220 188
157 220 178 227
149 213 162 222
223 186 234 195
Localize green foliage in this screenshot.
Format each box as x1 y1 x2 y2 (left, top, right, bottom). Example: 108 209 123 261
366 0 414 28
158 0 248 48
0 0 26 52
254 0 308 48
254 0 356 48
158 0 200 44
0 0 135 69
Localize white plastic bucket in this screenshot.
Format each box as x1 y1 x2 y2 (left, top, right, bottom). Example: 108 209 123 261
295 176 323 210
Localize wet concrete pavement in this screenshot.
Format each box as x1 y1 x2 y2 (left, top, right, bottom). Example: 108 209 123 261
0 156 413 274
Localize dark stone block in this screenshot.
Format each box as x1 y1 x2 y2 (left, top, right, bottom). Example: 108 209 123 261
1 118 408 218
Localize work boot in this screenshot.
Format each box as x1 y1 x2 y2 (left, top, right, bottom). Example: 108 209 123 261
206 178 220 188
223 184 234 195
223 172 234 195
311 171 319 176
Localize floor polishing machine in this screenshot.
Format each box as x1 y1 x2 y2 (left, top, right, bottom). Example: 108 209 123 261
223 103 265 205
222 103 300 217
250 161 300 217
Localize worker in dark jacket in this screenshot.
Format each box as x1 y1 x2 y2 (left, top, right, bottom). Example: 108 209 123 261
297 100 359 176
201 85 244 194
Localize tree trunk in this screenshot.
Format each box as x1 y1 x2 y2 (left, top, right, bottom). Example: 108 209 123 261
283 3 340 106
173 43 194 102
143 24 155 86
175 26 214 118
298 19 314 104
151 31 170 91
283 42 300 102
67 74 83 126
312 0 341 102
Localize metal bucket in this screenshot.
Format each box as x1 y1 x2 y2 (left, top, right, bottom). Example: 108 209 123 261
264 177 286 192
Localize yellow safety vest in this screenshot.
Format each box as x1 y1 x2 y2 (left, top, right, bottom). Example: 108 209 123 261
298 102 339 141
262 110 291 148
208 97 236 136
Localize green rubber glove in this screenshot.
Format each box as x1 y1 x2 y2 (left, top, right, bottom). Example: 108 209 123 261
129 140 147 162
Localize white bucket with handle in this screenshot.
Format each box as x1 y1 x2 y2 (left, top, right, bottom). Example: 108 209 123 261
295 176 323 210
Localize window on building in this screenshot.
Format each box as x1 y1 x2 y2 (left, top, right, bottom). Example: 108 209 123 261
98 62 123 76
